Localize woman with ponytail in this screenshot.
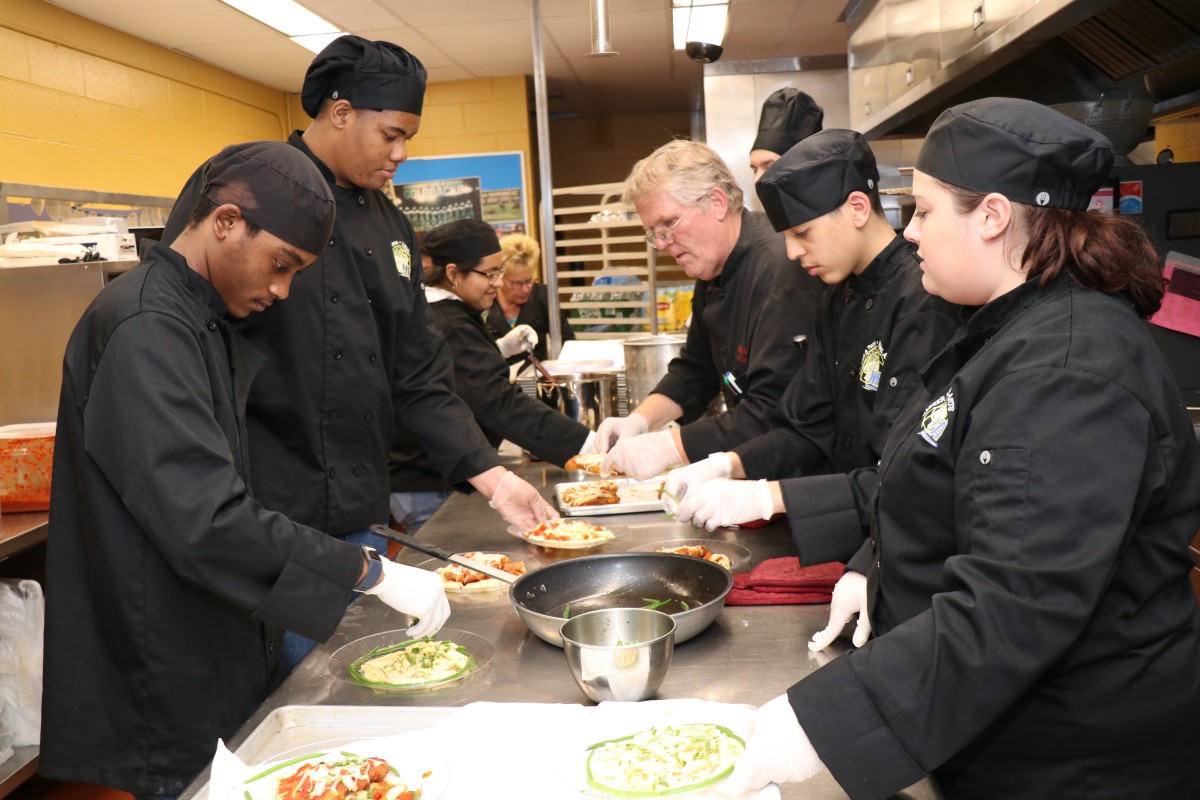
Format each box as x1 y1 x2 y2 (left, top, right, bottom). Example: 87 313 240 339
721 98 1200 800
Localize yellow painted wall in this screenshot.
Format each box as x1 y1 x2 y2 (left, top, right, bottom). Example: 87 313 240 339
0 0 295 199
1155 120 1200 163
2 1 536 219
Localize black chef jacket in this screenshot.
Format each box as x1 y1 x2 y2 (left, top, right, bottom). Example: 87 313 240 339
391 296 591 491
40 244 363 794
651 210 822 460
162 132 500 535
734 236 959 564
484 282 576 363
790 276 1200 800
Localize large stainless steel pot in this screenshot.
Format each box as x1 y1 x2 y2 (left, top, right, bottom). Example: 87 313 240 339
535 370 617 431
509 552 732 647
623 334 686 409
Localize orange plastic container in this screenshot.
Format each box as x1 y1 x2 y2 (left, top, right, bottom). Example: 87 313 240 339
0 423 56 512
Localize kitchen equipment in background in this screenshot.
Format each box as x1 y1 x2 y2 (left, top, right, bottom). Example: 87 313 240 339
1109 162 1200 407
622 334 686 409
1052 90 1156 165
0 423 55 512
560 608 675 702
536 370 618 431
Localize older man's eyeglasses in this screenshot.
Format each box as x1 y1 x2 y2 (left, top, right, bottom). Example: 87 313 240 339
644 203 700 248
504 277 535 289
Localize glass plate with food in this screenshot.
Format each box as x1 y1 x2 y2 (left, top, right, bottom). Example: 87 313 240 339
238 738 449 800
630 539 751 572
413 551 536 603
328 629 494 694
512 518 627 549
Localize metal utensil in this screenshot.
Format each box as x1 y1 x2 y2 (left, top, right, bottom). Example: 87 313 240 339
527 347 557 383
368 525 517 585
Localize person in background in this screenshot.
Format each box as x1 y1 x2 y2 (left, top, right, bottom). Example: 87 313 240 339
485 231 575 364
719 98 1200 800
663 131 959 568
749 88 824 181
585 140 823 479
162 35 555 672
390 220 593 534
40 142 450 799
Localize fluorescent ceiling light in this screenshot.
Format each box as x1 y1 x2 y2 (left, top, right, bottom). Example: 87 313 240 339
671 1 729 51
291 32 344 54
218 0 339 37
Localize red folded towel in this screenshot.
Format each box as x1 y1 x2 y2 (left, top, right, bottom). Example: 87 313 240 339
726 558 843 606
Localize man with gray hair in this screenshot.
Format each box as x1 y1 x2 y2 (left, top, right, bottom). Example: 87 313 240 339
589 139 822 482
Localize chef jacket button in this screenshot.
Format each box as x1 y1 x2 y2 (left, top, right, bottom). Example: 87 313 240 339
365 247 374 256
369 354 377 364
330 292 339 303
357 195 366 206
329 237 336 247
267 641 274 655
352 467 362 476
870 538 877 551
328 467 336 478
875 561 881 571
843 293 853 305
328 410 338 420
980 450 992 465
363 411 373 421
842 437 852 448
206 320 218 331
333 349 343 361
865 298 875 310
889 376 898 387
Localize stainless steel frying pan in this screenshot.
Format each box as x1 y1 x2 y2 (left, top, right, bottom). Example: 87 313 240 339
370 526 732 647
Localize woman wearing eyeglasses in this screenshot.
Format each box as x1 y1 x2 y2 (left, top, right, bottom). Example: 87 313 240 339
389 219 593 534
483 232 575 364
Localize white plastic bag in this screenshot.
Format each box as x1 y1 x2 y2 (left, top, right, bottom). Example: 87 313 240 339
0 579 44 746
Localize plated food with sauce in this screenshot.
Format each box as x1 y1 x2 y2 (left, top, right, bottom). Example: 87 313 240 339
555 478 666 516
241 745 448 800
631 539 751 572
329 630 494 694
435 552 527 592
584 722 746 797
521 518 617 548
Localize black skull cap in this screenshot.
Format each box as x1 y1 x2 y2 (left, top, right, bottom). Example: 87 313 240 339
915 97 1113 210
423 218 501 266
200 140 334 256
756 129 880 231
301 35 427 118
751 88 824 156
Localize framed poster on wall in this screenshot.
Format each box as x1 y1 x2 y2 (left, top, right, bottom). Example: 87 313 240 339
393 151 528 236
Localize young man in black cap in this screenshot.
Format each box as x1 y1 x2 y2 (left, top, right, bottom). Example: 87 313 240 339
162 35 556 669
587 139 823 480
748 87 824 181
664 130 958 565
41 141 451 798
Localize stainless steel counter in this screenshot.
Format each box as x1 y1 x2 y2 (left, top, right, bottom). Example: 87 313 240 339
184 463 936 799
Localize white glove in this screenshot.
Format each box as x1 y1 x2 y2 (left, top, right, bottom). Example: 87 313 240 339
678 478 773 531
496 324 539 358
586 413 649 454
808 570 871 652
488 470 559 534
661 452 732 516
717 694 824 797
361 557 451 638
602 429 683 480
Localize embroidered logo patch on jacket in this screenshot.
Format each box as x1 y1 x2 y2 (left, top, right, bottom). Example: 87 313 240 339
392 240 412 279
919 390 954 447
859 340 886 392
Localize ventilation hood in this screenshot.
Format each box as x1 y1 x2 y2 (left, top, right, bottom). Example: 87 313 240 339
845 0 1200 139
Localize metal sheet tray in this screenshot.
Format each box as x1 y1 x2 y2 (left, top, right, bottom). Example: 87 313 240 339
555 478 664 516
